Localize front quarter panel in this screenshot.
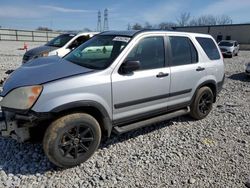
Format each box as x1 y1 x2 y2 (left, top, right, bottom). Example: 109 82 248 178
32 70 113 119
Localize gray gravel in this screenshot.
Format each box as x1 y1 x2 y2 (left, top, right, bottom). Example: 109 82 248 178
0 41 249 187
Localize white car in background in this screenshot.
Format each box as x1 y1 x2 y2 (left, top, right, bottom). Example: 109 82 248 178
218 40 240 58
22 32 98 63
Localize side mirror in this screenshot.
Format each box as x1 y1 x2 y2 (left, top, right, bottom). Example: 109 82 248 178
119 60 140 74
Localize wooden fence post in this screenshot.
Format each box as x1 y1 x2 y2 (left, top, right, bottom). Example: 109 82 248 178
15 30 18 41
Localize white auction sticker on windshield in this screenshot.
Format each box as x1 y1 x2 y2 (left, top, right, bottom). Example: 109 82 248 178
113 37 130 43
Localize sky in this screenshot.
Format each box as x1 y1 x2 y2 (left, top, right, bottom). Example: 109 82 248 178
0 0 250 31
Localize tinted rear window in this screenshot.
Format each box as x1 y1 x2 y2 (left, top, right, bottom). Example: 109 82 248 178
169 36 198 66
196 37 220 60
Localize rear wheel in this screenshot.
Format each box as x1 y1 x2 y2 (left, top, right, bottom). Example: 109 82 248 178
43 113 101 168
190 87 214 120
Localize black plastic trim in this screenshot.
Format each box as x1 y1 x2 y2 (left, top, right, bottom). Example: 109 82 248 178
113 101 191 126
114 89 192 109
217 74 225 94
51 100 112 137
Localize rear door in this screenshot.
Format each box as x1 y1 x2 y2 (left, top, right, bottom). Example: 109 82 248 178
111 35 171 122
167 35 207 109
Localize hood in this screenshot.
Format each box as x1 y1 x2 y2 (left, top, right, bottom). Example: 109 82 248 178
1 56 93 96
24 45 58 58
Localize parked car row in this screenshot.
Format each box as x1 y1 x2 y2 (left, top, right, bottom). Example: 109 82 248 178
22 32 98 63
0 30 225 168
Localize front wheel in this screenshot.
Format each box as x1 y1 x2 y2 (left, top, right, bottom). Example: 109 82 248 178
43 113 101 168
190 87 214 120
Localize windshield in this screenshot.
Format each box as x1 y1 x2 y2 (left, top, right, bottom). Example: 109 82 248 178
64 35 131 70
219 41 233 47
46 34 75 47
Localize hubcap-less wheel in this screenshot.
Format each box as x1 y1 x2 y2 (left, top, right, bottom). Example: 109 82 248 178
190 86 214 120
198 92 213 115
59 125 94 159
43 113 101 168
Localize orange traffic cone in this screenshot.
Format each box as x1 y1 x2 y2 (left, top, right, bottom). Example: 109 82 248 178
24 42 28 51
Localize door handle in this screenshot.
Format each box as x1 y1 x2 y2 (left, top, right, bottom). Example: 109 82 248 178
196 67 205 71
156 72 169 78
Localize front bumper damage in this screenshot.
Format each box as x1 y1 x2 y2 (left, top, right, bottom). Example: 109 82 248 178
0 110 51 142
0 111 31 142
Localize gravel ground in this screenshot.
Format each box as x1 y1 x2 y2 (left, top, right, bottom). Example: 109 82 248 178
0 41 249 187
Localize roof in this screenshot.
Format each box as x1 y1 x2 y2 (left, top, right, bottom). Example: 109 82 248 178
100 30 140 37
98 29 211 38
219 40 237 42
173 23 250 29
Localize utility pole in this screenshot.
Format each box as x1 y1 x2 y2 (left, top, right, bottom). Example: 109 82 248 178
103 8 109 31
97 10 102 32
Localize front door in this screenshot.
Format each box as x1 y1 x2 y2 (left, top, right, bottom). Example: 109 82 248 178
111 35 171 122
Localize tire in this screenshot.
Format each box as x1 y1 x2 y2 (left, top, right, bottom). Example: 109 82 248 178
190 87 214 120
43 113 101 168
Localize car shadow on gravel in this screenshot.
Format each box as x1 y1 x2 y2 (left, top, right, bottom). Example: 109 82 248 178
228 72 250 82
0 115 195 176
100 115 195 149
0 138 57 176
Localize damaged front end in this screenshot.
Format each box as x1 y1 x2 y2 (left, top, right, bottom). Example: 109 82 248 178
0 109 51 142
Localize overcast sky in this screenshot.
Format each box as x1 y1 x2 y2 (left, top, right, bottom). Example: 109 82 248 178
0 0 250 30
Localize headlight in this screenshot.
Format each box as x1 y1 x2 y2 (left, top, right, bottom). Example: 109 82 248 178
0 85 43 110
34 52 49 59
41 52 49 57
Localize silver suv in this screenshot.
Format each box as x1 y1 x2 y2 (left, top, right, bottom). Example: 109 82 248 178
218 40 239 58
0 30 225 168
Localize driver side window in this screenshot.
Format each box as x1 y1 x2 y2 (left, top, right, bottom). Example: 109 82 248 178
126 36 165 70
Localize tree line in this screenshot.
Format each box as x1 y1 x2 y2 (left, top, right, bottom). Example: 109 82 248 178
129 13 233 30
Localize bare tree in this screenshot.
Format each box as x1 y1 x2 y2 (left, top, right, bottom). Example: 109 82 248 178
83 28 92 32
216 15 233 25
127 23 131 30
158 22 177 30
37 26 52 31
132 23 143 30
144 22 153 29
177 12 191 26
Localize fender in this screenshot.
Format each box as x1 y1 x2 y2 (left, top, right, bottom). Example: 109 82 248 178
51 100 112 137
192 80 218 104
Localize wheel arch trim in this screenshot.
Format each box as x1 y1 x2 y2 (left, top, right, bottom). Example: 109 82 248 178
50 100 112 137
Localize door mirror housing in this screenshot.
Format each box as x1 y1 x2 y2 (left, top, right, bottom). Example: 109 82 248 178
119 60 140 74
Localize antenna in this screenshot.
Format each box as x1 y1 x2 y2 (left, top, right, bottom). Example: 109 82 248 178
97 10 102 32
103 8 109 31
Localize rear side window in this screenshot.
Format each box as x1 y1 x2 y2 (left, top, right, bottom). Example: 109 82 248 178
169 36 198 66
196 37 220 60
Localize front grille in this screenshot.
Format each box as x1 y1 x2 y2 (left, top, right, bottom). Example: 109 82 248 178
220 48 227 52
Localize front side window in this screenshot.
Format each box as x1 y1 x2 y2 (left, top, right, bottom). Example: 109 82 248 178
46 34 75 48
126 36 165 70
64 35 130 70
68 35 90 49
196 37 220 60
169 36 198 66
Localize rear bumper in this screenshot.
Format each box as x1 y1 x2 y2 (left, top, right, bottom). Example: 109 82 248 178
217 74 225 94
